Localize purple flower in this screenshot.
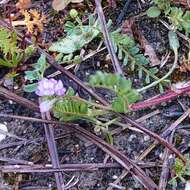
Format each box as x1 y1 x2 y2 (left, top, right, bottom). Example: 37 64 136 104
54 80 66 96
35 78 66 97
39 99 56 113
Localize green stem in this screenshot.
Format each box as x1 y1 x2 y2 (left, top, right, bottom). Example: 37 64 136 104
137 51 178 92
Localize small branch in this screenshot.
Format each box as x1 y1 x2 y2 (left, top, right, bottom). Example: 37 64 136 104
158 131 175 190
0 86 39 112
40 104 64 190
1 161 160 173
118 113 187 164
94 0 123 75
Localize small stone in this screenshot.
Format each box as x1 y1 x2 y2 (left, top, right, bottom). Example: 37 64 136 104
9 100 13 104
112 175 118 180
185 180 190 190
0 123 8 142
159 152 163 159
144 135 150 141
169 155 173 159
13 85 19 90
128 134 136 142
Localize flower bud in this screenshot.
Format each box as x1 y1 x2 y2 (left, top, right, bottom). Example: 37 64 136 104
70 9 78 19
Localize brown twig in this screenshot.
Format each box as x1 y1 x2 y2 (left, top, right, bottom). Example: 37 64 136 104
0 132 72 151
0 157 33 165
0 86 39 112
94 0 123 75
1 161 161 173
41 109 64 190
158 131 175 190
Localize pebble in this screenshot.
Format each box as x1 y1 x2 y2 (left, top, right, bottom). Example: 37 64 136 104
128 134 136 142
0 123 8 142
159 152 163 159
112 175 118 180
8 100 13 104
144 135 150 141
185 180 190 190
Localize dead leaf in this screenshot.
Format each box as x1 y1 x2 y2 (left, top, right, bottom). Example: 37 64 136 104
121 17 135 38
179 55 190 72
20 10 46 33
139 35 160 66
131 21 160 67
52 0 83 11
16 0 31 10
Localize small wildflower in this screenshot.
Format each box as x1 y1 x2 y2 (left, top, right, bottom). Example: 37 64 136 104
35 78 66 96
70 9 78 19
54 80 66 96
40 99 56 113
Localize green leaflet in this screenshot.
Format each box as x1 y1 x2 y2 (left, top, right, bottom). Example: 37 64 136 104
53 99 89 121
147 0 190 34
24 54 47 92
111 31 163 87
0 28 18 56
168 31 179 54
169 154 190 187
146 6 161 18
89 71 141 113
49 26 100 54
52 97 105 122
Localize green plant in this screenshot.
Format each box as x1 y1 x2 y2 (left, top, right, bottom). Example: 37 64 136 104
24 53 48 92
138 31 179 92
49 14 165 91
147 0 171 17
0 27 34 68
49 15 100 64
169 154 190 187
110 30 165 89
88 71 141 113
169 7 190 34
52 93 116 143
147 0 190 34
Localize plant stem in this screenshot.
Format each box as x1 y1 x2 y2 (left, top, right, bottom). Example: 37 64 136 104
137 52 178 92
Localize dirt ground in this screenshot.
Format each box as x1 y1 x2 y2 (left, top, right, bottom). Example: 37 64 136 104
0 0 190 189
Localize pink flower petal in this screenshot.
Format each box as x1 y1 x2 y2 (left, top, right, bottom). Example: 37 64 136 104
39 99 56 113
